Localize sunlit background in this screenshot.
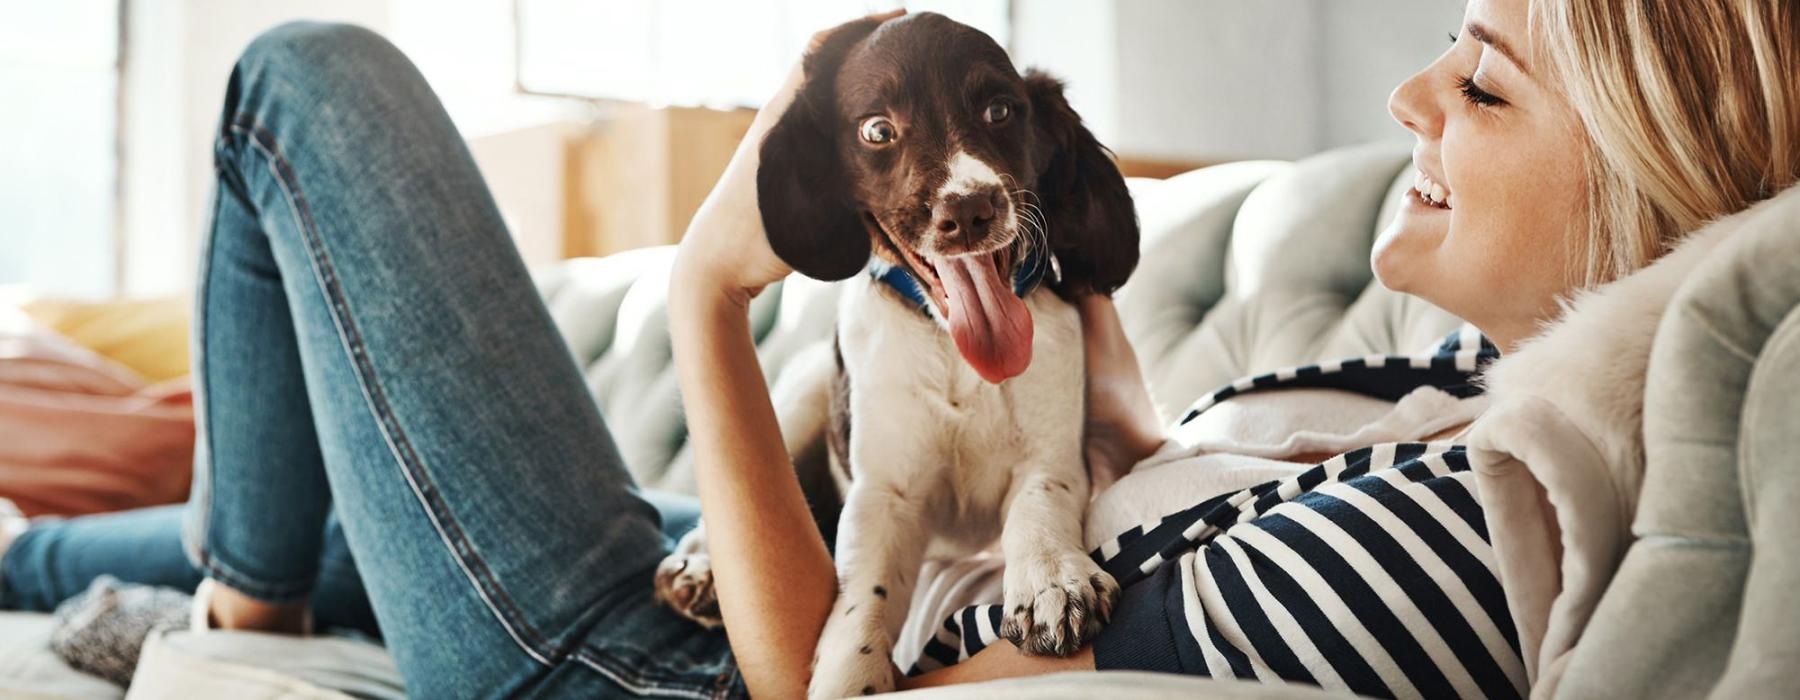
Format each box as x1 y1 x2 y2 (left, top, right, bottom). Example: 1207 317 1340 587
0 0 1462 300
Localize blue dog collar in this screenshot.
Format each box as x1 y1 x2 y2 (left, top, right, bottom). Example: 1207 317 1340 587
868 246 1054 315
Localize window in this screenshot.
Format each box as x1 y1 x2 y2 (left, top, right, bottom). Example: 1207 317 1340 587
514 0 1011 109
0 0 122 299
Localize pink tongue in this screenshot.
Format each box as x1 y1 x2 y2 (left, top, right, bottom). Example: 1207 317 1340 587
931 254 1033 383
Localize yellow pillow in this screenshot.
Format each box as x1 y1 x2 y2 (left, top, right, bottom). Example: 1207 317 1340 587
23 298 192 382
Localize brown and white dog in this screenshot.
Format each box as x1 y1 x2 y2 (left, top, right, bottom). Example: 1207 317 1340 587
655 13 1138 697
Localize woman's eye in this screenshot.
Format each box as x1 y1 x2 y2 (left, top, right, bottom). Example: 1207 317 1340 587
860 116 898 144
983 101 1011 124
1457 75 1506 108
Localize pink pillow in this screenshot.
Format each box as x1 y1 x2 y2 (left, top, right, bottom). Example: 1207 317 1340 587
0 308 193 517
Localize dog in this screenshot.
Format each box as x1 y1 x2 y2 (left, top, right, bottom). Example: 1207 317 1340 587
654 13 1139 697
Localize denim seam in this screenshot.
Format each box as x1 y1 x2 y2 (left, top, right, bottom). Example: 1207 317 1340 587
571 649 736 700
225 118 562 668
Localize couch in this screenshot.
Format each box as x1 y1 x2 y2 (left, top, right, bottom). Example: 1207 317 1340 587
4 142 1795 698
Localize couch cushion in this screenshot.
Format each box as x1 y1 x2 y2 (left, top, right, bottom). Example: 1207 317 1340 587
0 612 122 700
1114 143 1462 420
127 628 402 700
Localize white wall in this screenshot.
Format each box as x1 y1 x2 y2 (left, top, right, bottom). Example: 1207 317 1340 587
1011 0 1119 145
1009 0 1465 163
1319 0 1464 147
1113 0 1321 161
120 0 195 299
0 0 121 298
119 0 576 296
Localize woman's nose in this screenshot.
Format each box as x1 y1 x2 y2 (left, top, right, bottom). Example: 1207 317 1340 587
1388 68 1443 138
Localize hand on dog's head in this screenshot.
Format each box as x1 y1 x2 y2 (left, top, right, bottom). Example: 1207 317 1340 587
756 12 1139 300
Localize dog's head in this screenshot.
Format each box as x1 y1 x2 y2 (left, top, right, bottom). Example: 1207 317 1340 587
757 12 1139 383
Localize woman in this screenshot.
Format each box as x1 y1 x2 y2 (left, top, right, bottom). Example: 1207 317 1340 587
2 0 1793 697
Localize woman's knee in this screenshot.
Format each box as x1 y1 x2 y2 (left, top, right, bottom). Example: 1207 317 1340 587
243 21 398 71
232 22 420 109
219 20 452 167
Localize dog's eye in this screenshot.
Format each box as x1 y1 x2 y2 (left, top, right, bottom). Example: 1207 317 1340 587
983 100 1012 124
859 116 898 145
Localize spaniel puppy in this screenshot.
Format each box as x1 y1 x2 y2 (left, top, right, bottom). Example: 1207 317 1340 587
655 13 1139 697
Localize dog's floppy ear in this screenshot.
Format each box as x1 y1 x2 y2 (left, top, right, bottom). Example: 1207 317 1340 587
755 19 883 281
1025 69 1140 297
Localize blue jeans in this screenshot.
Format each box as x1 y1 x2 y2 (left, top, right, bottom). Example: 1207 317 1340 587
2 505 381 637
1 22 739 699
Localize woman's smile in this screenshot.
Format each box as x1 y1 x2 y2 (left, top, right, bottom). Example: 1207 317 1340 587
1412 169 1454 210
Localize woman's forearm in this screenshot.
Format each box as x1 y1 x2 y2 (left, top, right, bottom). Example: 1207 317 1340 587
900 642 1095 691
662 17 908 694
668 274 836 699
1077 294 1166 491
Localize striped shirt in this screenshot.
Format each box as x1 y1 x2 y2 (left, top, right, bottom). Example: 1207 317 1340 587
910 329 1526 699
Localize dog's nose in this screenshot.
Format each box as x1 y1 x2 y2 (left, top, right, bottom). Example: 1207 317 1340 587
932 188 999 241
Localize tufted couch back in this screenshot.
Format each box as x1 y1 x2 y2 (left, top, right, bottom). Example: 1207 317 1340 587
534 142 1463 494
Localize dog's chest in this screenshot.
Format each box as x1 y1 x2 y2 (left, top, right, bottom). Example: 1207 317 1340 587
834 277 1085 499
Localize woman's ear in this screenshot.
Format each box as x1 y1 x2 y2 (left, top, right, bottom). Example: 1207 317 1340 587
1024 69 1140 297
755 19 883 282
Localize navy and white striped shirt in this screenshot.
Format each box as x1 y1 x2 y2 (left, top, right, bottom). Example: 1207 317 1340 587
911 330 1524 699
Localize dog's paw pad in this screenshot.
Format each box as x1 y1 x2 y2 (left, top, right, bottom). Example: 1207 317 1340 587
1000 556 1120 656
653 552 722 628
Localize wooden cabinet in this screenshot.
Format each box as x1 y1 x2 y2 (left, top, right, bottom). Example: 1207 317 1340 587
563 104 757 258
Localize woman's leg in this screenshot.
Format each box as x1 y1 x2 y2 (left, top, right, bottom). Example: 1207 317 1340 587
187 22 734 697
0 490 699 639
1 507 200 609
0 506 378 636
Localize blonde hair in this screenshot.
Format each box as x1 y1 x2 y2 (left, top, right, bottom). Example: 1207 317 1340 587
1533 0 1800 285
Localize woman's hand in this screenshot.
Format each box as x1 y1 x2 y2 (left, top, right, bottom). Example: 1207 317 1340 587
672 8 906 308
666 11 903 699
669 84 794 307
1076 294 1166 495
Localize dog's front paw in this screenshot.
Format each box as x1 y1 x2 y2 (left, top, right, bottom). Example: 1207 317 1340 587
653 551 722 628
1000 553 1120 656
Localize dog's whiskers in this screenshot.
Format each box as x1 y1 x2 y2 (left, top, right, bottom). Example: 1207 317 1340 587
1009 195 1050 268
1002 180 1044 208
996 174 1051 272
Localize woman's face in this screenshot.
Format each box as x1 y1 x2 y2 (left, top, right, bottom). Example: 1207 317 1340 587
1375 0 1588 351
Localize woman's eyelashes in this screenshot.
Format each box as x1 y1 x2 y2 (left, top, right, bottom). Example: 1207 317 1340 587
1457 75 1508 108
